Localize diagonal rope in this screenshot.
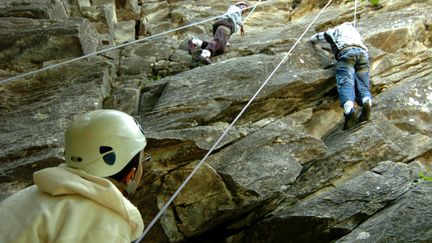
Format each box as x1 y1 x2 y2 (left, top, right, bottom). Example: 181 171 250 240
134 0 334 242
354 0 358 27
0 0 273 85
243 0 262 24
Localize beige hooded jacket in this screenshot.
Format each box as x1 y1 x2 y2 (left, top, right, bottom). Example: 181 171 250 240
0 164 144 243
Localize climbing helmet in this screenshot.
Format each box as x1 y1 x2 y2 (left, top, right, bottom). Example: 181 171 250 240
65 109 147 177
235 1 249 9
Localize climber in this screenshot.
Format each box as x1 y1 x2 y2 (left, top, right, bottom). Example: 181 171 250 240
188 1 249 65
0 109 150 242
310 22 372 130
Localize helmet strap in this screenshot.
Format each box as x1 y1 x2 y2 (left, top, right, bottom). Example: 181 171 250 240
122 158 144 197
108 159 143 198
106 152 144 197
124 181 138 196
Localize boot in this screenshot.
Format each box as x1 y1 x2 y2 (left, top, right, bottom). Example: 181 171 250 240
188 39 196 55
343 109 357 130
359 100 371 122
198 55 211 65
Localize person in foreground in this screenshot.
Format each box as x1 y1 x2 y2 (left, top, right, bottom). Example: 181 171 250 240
310 22 373 130
188 1 249 65
0 109 150 242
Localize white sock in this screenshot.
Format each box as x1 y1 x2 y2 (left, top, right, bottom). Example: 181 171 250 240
343 101 354 114
362 97 372 106
192 38 203 47
201 49 211 58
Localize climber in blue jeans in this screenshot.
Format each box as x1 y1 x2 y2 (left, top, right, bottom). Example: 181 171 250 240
310 22 372 130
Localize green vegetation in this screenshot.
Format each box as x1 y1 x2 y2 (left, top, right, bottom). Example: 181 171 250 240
362 0 380 6
419 172 432 182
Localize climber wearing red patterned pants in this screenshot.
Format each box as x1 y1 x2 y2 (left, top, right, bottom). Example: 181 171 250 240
188 2 248 65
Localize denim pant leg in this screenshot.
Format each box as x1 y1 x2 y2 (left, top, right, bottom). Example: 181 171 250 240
336 49 356 106
354 49 372 105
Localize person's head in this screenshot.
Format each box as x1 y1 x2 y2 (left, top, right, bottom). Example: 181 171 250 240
235 1 249 14
64 109 148 196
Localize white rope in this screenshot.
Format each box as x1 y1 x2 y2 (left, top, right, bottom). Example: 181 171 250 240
0 17 219 85
0 0 274 85
243 0 262 24
134 0 334 242
354 0 358 27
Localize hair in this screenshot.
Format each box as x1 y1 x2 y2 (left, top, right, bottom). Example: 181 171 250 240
109 152 140 181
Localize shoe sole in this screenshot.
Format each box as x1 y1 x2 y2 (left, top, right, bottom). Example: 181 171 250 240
199 57 211 65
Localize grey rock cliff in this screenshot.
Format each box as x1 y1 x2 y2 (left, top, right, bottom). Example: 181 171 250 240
1 0 432 242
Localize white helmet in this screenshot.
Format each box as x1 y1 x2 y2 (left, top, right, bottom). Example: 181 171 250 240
65 109 147 177
235 1 248 9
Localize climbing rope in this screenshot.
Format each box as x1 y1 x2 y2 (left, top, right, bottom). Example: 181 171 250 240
134 0 334 242
0 0 273 85
243 0 262 24
354 0 358 27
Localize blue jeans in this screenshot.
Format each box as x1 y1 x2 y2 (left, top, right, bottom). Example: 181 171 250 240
336 47 372 107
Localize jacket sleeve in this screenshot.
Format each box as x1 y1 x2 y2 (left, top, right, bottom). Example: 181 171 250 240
236 12 243 27
310 31 326 44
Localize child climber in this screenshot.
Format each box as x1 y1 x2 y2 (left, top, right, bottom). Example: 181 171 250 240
310 22 373 130
188 1 249 65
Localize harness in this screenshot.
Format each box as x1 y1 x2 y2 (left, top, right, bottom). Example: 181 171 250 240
213 18 234 36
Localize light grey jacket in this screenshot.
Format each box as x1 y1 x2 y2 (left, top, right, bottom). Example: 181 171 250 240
222 5 244 33
311 22 368 58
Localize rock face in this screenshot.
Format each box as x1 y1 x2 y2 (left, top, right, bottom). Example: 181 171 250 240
1 0 432 242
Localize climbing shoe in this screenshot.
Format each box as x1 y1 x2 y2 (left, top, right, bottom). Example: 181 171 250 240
359 100 371 122
198 55 211 65
188 39 196 55
343 109 357 130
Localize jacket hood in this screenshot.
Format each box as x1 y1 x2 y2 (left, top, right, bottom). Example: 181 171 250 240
33 164 144 239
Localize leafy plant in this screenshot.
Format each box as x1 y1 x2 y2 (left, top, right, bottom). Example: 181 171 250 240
419 172 432 182
361 0 380 6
